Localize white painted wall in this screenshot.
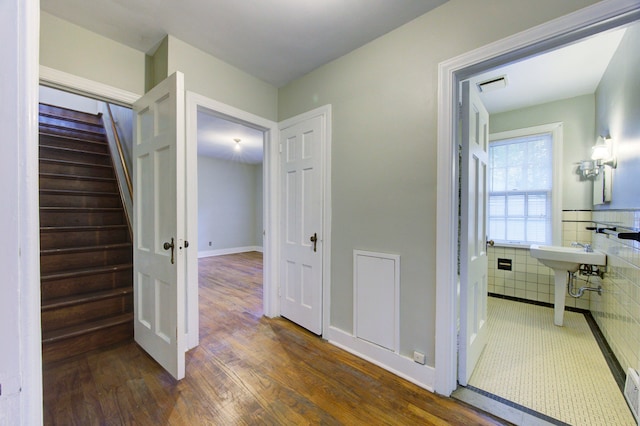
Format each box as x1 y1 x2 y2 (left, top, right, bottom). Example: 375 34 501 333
197 156 263 255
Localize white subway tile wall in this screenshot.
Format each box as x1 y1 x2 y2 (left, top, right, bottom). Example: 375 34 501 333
487 210 594 310
591 209 640 373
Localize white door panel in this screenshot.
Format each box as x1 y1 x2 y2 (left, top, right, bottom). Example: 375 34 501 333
280 115 324 335
459 80 489 386
133 72 185 380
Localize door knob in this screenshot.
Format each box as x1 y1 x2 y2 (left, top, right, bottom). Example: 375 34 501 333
310 233 318 252
163 238 175 264
486 239 495 248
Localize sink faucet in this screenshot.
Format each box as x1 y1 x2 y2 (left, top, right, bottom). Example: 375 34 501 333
571 242 593 252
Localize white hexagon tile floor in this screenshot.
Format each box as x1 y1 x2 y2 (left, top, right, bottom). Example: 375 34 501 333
468 297 635 425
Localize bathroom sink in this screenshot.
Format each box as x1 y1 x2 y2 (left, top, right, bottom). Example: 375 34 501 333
530 244 606 326
530 244 606 272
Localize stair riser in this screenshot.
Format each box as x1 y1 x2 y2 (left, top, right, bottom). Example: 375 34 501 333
40 210 125 227
40 193 122 208
39 104 103 126
40 133 108 153
41 247 132 274
41 269 132 300
40 161 114 179
42 321 133 364
39 176 118 193
40 228 130 250
40 146 111 166
41 295 133 333
39 116 105 135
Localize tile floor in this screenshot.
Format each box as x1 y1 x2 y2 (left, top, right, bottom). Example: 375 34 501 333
461 298 635 425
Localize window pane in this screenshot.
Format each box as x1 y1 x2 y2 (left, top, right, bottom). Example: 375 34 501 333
489 131 554 245
489 195 505 217
507 219 525 241
492 145 507 168
527 219 547 243
491 167 506 192
489 219 505 241
507 166 525 191
528 194 548 217
507 194 525 216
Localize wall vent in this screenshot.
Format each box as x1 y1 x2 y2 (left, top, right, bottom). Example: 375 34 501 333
624 368 640 422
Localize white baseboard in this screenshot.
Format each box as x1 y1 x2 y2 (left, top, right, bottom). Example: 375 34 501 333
198 246 263 258
326 326 435 392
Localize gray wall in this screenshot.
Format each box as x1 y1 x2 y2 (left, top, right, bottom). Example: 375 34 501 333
197 156 263 252
278 0 600 364
490 94 596 210
595 22 640 209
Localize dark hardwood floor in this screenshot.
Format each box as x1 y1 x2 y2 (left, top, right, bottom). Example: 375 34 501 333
43 251 510 425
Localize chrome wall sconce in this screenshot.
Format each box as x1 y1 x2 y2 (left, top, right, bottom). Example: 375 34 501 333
579 136 617 179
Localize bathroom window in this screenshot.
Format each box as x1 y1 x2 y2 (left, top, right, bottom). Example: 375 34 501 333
488 123 562 247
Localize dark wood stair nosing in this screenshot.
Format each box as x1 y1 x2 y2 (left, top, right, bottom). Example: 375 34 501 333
40 172 116 183
40 207 123 213
39 125 106 140
42 312 133 344
41 287 133 312
39 104 103 125
40 242 132 256
39 144 111 158
40 158 113 170
39 189 120 197
40 224 129 233
40 263 133 282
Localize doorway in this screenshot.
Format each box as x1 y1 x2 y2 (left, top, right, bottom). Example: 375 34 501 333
435 0 640 399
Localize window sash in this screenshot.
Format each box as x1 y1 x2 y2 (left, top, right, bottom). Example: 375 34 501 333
488 131 553 246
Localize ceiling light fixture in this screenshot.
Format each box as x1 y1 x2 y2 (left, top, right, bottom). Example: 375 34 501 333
233 138 241 152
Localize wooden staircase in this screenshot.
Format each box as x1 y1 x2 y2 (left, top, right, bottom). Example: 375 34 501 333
39 103 134 364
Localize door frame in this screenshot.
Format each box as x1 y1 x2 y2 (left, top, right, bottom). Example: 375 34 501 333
434 0 640 396
184 92 280 349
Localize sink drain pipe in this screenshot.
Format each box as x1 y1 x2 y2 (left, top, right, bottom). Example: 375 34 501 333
567 271 602 298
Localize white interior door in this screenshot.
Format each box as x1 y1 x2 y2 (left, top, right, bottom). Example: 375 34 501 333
459 80 490 386
133 72 185 380
280 113 324 335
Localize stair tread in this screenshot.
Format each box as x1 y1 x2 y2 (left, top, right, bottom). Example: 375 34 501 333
40 158 113 169
40 172 116 182
40 224 128 233
40 125 106 138
42 287 132 311
41 263 133 281
40 144 110 157
39 103 103 124
40 188 119 197
41 242 132 256
42 312 133 343
41 206 123 212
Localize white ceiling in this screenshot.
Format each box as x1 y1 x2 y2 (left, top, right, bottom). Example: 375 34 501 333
197 109 264 164
469 27 627 114
41 0 447 88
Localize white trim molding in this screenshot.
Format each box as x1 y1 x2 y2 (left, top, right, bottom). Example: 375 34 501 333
435 0 640 396
327 326 435 391
39 65 141 106
185 91 279 332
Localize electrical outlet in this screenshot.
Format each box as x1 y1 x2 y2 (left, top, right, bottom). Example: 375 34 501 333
413 351 426 365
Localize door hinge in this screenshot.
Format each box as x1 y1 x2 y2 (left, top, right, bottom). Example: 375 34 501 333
279 143 283 154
